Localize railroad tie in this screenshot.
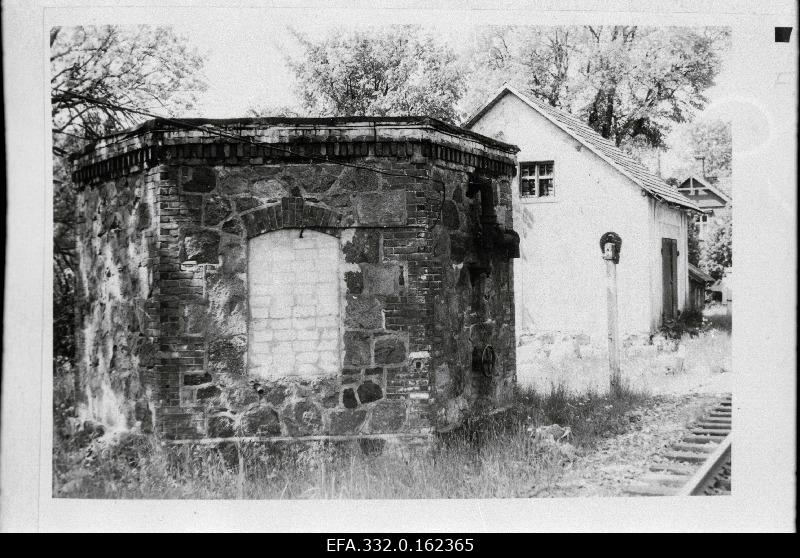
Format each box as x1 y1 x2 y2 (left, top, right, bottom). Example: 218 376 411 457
640 473 690 486
627 394 732 497
648 462 697 474
695 422 730 429
625 484 678 496
691 429 728 436
672 442 717 453
663 451 709 463
682 435 722 444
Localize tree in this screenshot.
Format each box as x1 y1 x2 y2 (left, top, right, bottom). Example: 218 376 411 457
286 26 465 124
464 26 730 149
700 211 732 280
687 219 702 267
51 25 207 363
462 26 578 117
245 104 303 118
664 117 732 184
468 26 576 109
51 26 207 149
688 119 732 177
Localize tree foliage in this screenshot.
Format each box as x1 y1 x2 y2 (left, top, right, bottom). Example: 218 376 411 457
280 24 728 148
664 117 732 186
464 25 730 149
51 26 207 362
245 104 303 118
51 26 207 150
466 26 576 110
286 26 465 124
700 211 732 281
687 219 702 267
686 118 732 178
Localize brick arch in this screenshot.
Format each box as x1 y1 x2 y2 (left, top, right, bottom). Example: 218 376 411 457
240 197 343 239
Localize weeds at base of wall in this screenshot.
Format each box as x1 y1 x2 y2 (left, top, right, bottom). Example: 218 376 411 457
53 364 651 499
519 306 731 397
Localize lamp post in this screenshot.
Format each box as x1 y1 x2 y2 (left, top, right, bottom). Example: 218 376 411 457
600 232 622 395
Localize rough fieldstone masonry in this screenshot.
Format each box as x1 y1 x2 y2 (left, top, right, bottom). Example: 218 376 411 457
70 116 520 444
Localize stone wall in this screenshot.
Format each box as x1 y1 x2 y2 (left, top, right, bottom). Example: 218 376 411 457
74 168 160 433
71 118 519 443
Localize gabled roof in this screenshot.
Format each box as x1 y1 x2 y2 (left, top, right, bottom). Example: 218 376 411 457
713 176 732 198
464 85 700 212
688 263 714 284
678 175 733 205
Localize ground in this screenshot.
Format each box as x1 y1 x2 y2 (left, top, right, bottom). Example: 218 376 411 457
537 394 720 497
518 305 732 497
516 308 732 397
52 305 732 499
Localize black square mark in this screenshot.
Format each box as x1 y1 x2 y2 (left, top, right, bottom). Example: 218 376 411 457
775 27 793 43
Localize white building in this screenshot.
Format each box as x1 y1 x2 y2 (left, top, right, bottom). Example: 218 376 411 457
677 173 732 239
465 85 701 346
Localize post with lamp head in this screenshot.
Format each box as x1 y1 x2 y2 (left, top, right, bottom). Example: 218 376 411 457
600 232 622 395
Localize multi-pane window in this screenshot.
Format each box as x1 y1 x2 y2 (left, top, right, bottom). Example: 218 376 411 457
697 213 708 233
696 213 711 236
520 161 555 199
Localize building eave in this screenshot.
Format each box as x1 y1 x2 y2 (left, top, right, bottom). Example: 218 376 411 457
679 175 733 204
464 84 700 212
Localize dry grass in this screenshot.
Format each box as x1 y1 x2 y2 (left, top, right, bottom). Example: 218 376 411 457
52 306 730 499
53 381 650 499
517 305 732 397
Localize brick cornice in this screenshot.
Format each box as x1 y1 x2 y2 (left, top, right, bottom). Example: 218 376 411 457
71 138 516 186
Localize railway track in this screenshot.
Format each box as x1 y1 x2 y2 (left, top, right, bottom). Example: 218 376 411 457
626 394 731 496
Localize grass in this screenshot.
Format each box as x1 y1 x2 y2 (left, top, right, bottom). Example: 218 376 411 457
517 304 732 397
53 380 650 499
52 306 730 499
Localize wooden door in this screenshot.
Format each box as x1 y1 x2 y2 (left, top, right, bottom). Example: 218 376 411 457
661 238 678 321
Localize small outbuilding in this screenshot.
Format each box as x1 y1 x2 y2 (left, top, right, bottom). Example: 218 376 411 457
688 263 714 312
465 85 701 347
709 267 733 307
70 116 520 443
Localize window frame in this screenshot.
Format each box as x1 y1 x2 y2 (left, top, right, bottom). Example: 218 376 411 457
519 160 556 202
696 213 710 235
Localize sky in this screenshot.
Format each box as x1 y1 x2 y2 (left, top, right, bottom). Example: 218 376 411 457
180 21 734 178
182 21 474 119
181 22 296 118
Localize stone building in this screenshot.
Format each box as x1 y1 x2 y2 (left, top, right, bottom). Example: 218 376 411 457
70 116 520 444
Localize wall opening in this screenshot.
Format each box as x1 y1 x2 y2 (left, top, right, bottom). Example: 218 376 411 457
247 229 342 379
